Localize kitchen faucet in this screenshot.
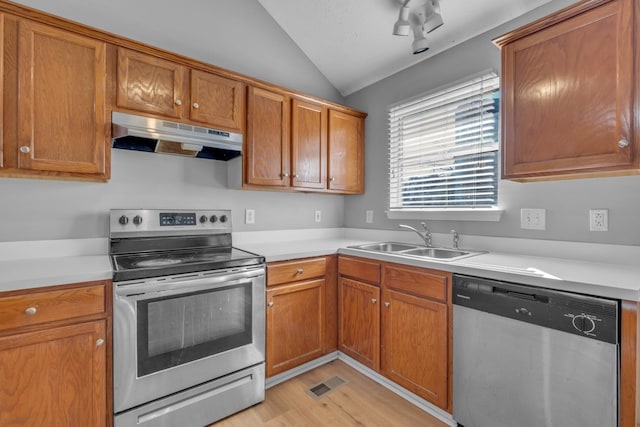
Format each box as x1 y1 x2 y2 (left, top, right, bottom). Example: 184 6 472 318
399 222 432 247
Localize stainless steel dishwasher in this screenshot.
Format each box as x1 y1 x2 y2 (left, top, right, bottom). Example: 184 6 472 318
452 274 619 427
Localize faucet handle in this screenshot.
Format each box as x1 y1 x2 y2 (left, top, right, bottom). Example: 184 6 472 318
420 221 429 231
451 230 459 249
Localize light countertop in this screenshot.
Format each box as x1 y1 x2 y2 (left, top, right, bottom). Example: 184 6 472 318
2 230 640 301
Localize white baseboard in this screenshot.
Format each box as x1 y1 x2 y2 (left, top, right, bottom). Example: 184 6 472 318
337 353 457 427
265 352 457 427
265 352 339 388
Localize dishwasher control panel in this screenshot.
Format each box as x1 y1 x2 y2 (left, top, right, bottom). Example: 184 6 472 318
453 274 619 344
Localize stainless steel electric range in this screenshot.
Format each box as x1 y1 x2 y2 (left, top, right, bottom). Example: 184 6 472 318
109 209 265 427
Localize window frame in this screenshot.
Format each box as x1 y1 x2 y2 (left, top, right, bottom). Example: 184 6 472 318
386 70 503 222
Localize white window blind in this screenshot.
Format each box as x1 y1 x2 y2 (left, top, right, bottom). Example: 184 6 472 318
388 72 500 211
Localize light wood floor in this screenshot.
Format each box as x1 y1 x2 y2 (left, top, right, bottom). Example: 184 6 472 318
212 360 448 427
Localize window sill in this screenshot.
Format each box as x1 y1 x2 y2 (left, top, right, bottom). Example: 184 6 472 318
385 208 503 222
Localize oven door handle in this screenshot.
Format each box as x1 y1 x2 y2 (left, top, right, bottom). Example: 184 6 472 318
114 267 265 298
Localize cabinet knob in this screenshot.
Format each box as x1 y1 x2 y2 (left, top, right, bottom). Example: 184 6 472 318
25 306 37 315
20 146 31 154
192 102 200 109
371 298 377 304
293 174 299 178
618 139 629 148
384 302 390 308
268 301 274 307
282 173 290 178
96 338 105 347
296 268 304 275
175 99 182 106
329 177 335 182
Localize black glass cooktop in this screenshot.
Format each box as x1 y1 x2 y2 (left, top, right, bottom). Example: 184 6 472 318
111 247 264 282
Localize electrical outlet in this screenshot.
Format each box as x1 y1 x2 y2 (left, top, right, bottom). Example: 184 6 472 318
245 209 255 225
520 208 546 230
589 209 608 231
315 210 322 223
365 210 374 223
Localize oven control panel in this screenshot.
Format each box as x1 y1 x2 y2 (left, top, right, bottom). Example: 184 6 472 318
110 209 231 237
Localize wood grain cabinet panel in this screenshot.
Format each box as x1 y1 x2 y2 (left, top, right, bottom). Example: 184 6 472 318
116 47 187 118
246 86 290 187
381 289 448 410
267 257 326 287
0 320 107 427
266 279 324 377
190 69 244 131
338 256 381 284
497 0 635 180
16 19 107 178
338 277 380 370
328 109 364 193
291 98 327 190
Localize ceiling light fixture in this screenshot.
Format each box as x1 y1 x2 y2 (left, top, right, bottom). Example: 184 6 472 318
392 0 443 54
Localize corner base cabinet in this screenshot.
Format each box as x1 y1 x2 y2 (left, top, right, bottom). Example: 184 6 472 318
0 280 111 427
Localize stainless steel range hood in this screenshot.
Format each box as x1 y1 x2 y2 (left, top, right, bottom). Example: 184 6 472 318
111 112 243 161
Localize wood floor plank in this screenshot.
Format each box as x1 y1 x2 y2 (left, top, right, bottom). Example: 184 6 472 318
212 360 448 427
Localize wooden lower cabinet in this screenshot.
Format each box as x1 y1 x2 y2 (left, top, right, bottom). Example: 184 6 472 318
381 289 448 410
266 279 324 377
0 320 107 427
338 256 451 412
0 280 110 427
338 277 380 370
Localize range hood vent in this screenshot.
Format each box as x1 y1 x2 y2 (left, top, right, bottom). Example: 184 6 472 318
111 112 243 161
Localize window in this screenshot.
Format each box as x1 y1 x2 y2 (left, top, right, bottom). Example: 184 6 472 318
388 72 500 219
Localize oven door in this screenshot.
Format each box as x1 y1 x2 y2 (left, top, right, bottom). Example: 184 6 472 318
113 266 265 413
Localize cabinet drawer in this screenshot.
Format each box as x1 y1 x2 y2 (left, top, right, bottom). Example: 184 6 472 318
338 256 380 284
382 264 449 302
267 257 326 286
0 284 106 332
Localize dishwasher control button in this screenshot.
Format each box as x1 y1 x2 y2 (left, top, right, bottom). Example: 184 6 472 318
582 317 596 334
571 315 585 332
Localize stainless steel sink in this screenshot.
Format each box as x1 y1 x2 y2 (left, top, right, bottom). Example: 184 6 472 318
348 242 482 262
352 242 419 252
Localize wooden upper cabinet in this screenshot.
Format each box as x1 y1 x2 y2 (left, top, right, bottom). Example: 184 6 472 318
16 19 107 178
497 0 635 181
116 47 187 119
190 70 244 131
245 86 290 187
291 98 327 190
328 109 364 193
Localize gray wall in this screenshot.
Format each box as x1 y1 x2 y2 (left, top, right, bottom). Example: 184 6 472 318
344 0 640 246
1 0 345 242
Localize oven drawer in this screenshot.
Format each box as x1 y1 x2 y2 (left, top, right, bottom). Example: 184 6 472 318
267 257 326 286
0 283 106 332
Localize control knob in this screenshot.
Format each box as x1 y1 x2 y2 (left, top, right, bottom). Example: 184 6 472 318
118 215 129 225
133 215 143 225
219 215 228 223
571 314 596 334
199 215 208 224
209 215 218 223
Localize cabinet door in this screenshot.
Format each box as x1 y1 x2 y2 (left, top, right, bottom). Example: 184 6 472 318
291 99 327 190
246 86 290 187
116 48 187 119
501 0 634 179
338 277 380 370
0 320 107 427
328 110 364 193
190 70 244 131
381 289 448 410
266 279 323 377
17 20 107 177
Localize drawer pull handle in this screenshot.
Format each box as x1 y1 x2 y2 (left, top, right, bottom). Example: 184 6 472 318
96 338 105 347
20 146 31 154
296 269 304 275
25 307 37 315
175 99 182 106
268 302 274 307
618 139 629 148
371 298 377 304
192 102 200 109
384 302 390 308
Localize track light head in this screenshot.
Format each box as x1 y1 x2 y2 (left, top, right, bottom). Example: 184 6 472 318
392 6 411 36
412 25 429 55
